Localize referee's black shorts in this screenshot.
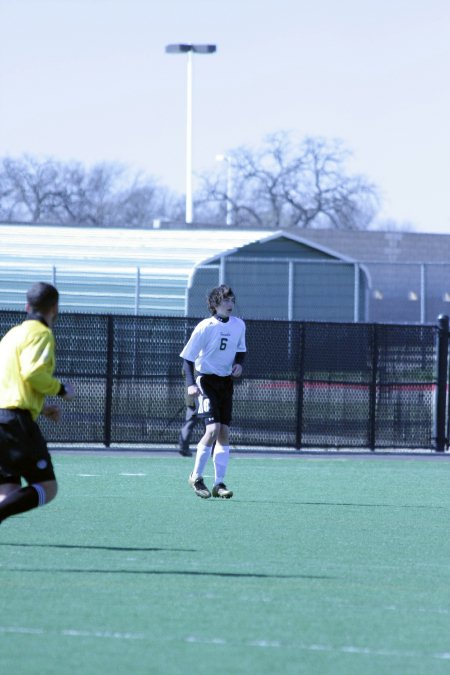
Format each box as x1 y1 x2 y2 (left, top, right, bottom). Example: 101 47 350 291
197 374 234 426
0 409 56 484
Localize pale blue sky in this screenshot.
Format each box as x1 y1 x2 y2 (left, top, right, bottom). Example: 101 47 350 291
1 0 449 232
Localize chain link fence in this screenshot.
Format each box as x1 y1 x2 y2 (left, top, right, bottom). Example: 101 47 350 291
2 260 450 322
0 311 441 451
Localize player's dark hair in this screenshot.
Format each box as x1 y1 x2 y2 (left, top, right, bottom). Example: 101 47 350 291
207 285 235 315
26 282 59 313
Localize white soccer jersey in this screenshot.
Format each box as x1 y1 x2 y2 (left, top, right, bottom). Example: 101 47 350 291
180 315 246 376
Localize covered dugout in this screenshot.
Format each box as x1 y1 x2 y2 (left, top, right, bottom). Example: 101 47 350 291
187 231 369 321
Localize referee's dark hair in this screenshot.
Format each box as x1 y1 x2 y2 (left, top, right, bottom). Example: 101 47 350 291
26 282 59 313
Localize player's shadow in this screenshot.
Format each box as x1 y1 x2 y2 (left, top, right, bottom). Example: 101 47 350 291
300 501 446 509
241 499 446 509
1 566 335 580
0 542 195 552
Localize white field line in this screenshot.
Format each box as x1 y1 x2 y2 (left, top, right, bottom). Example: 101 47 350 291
0 626 44 635
0 625 449 660
119 473 147 476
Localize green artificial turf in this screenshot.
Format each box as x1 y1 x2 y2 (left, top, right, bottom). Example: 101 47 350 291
1 452 450 675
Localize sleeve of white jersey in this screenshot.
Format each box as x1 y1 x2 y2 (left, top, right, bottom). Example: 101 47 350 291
179 323 204 360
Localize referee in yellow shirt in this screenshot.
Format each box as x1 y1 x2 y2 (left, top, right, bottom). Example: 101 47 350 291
0 282 75 524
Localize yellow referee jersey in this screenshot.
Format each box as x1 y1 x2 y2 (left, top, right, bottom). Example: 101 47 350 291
0 319 62 420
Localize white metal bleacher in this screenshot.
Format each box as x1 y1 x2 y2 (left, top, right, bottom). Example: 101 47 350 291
0 224 271 315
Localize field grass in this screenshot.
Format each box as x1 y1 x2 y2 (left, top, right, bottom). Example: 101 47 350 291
1 452 450 675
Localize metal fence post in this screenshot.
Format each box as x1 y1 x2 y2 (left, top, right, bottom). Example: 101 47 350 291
134 267 141 316
446 335 450 449
354 263 360 322
295 323 305 450
288 261 294 322
368 324 378 451
219 256 226 285
433 314 449 451
420 264 426 324
103 315 114 447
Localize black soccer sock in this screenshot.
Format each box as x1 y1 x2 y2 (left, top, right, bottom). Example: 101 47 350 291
0 486 40 522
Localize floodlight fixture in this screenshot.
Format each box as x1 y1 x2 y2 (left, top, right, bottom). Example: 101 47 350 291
165 44 216 54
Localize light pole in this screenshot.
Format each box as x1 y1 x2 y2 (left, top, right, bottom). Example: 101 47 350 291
165 43 217 224
215 154 234 226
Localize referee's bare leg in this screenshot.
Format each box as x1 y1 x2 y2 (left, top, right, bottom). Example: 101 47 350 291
0 482 21 502
0 479 58 522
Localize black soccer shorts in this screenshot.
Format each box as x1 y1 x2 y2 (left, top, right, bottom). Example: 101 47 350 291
196 374 234 426
0 409 56 484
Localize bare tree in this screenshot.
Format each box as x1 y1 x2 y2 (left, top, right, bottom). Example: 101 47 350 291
0 155 182 227
196 132 379 229
0 156 65 222
0 139 380 230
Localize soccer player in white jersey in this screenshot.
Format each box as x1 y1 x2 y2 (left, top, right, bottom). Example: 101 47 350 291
180 285 246 499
